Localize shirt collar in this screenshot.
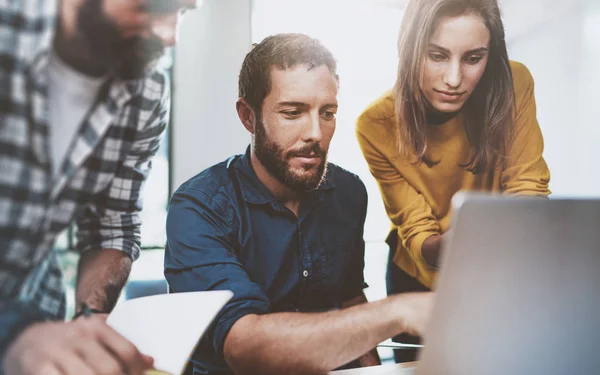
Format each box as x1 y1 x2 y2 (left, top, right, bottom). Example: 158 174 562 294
234 146 336 205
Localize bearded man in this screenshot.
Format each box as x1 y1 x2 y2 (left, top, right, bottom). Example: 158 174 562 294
164 33 434 375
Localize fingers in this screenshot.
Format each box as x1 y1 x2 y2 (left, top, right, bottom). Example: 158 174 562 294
36 364 64 375
141 354 155 368
4 319 152 375
55 351 95 375
76 340 126 375
92 320 154 375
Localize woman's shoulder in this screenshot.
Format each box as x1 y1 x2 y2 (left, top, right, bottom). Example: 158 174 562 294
356 90 398 140
509 60 535 97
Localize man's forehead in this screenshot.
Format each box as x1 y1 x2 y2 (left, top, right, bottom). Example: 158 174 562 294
270 70 337 106
269 65 337 96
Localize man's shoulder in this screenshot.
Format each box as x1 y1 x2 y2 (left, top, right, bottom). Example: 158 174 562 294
326 163 367 198
173 158 237 203
145 68 170 91
323 164 368 223
116 68 170 135
129 67 170 104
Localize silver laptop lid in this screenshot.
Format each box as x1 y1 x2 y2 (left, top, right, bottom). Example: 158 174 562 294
418 194 600 375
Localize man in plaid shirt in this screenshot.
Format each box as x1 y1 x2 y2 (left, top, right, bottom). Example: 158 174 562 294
0 1 200 374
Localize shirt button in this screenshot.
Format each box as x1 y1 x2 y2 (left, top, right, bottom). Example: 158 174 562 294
302 270 309 278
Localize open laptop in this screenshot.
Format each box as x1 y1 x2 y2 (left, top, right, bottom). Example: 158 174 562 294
413 194 600 375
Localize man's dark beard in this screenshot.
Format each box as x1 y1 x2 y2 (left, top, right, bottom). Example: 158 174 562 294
77 0 165 80
254 118 328 192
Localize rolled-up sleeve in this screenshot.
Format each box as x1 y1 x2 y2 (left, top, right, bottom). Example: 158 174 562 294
164 187 271 357
76 75 170 260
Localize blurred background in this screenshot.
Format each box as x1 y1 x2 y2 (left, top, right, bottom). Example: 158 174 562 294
57 0 599 359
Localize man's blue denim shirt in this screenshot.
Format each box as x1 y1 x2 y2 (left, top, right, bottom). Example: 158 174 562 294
164 147 368 374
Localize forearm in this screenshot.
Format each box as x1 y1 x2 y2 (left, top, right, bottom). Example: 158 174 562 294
224 294 413 375
342 294 380 368
76 249 132 312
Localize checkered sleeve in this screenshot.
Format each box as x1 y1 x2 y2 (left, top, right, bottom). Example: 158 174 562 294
75 72 170 260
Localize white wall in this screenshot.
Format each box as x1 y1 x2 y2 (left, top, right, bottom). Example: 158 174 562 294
172 0 252 192
505 0 600 197
172 0 600 218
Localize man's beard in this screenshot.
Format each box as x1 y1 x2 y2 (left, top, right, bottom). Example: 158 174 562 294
254 118 328 192
77 0 165 80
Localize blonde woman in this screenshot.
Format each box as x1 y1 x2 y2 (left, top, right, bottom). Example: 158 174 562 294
357 0 550 362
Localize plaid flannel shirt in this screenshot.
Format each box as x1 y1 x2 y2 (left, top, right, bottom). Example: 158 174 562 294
0 0 170 328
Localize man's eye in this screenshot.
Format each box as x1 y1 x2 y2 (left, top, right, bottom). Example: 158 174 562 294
322 111 336 120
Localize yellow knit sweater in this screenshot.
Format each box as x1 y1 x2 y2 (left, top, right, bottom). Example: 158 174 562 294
356 61 551 289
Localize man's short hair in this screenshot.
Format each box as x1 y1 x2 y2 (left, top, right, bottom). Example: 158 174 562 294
238 33 339 117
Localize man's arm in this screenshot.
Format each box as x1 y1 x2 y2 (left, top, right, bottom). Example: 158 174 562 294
76 249 132 312
224 292 432 375
341 294 381 368
165 180 434 375
74 74 170 315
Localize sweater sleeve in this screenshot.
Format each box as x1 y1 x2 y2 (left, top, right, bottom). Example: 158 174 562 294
501 62 551 197
356 108 440 268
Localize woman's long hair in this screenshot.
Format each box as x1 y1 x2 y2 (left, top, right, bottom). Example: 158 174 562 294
394 0 515 173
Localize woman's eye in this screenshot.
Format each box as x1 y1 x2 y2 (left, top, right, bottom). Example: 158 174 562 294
429 53 446 62
465 56 483 64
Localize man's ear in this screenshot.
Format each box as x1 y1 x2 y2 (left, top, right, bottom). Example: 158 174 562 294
236 98 257 135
